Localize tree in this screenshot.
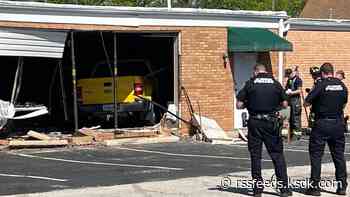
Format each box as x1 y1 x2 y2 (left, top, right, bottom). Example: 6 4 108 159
276 0 306 17
47 0 306 17
172 0 306 17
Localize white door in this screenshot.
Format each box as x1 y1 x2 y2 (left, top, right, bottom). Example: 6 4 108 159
233 53 257 128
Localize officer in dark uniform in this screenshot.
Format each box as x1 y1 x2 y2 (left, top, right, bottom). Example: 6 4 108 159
285 66 303 138
307 66 322 128
304 63 348 196
237 64 291 197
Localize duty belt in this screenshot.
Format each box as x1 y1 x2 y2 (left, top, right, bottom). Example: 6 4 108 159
249 113 277 121
250 112 283 136
315 115 342 120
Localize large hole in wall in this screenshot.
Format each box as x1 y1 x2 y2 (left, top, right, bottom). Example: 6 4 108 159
0 31 176 134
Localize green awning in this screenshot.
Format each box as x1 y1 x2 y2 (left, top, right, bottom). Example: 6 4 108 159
228 27 293 52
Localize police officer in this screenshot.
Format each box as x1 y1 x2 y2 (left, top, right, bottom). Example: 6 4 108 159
285 66 303 138
304 63 348 196
307 66 322 128
237 64 291 197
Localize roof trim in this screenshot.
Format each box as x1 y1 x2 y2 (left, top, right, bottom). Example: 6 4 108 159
0 0 287 29
0 1 288 19
287 18 350 31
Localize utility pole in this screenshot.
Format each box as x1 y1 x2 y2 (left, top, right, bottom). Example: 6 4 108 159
272 0 276 11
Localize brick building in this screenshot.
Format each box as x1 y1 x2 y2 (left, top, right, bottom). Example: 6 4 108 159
0 1 293 133
300 0 350 20
285 18 350 126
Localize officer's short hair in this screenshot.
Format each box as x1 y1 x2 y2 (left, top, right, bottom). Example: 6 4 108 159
284 68 292 77
254 63 267 72
320 62 334 74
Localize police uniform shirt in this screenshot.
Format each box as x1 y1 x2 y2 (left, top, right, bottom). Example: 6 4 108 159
314 78 322 86
309 78 323 113
305 77 348 118
237 73 288 114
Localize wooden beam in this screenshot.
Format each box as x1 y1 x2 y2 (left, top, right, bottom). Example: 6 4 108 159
9 140 68 148
114 131 158 139
27 131 52 141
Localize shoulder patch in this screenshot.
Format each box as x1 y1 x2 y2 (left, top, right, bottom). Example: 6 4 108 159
254 78 274 84
325 85 344 91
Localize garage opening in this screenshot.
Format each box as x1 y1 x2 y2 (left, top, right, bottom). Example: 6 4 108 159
74 32 177 129
0 30 178 134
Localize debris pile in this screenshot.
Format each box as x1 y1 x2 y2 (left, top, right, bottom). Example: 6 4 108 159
0 124 168 149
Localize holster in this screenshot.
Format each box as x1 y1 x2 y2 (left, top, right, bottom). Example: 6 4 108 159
250 113 283 136
308 113 316 128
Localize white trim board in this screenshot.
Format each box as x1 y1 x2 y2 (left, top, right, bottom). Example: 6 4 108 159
0 1 287 29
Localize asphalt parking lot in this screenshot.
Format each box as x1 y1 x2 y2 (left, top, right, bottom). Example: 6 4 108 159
1 137 350 196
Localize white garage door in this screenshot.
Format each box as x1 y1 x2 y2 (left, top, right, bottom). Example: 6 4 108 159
0 28 67 58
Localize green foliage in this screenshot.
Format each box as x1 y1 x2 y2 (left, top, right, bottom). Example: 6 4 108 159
198 0 306 17
47 0 306 17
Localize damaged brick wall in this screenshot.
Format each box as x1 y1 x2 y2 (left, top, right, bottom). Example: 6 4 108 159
0 21 235 133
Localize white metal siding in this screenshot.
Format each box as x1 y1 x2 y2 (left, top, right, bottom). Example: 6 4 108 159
0 28 67 58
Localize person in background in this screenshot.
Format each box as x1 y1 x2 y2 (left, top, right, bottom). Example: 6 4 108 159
336 70 346 81
285 66 303 139
336 70 349 133
284 68 293 87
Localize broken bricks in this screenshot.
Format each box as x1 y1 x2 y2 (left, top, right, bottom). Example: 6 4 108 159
68 136 94 146
78 129 115 142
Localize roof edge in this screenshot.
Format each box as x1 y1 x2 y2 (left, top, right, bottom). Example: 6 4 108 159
287 18 350 31
0 0 288 19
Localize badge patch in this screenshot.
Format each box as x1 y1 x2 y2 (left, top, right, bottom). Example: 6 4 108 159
325 85 343 91
254 78 274 84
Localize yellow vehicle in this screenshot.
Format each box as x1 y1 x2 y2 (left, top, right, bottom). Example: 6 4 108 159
77 60 157 125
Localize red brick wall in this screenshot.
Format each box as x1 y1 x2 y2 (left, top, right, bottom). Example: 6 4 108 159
180 27 234 132
285 30 350 126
